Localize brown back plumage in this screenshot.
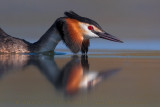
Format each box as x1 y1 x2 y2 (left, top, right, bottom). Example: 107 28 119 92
0 28 8 37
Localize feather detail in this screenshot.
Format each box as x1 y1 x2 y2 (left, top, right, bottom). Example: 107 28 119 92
0 28 8 37
63 18 83 53
81 39 90 54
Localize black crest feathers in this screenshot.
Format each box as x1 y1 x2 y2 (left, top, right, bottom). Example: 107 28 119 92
64 11 102 30
64 11 81 19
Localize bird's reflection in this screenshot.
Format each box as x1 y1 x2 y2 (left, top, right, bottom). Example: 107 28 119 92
0 54 29 77
0 54 120 95
51 55 120 95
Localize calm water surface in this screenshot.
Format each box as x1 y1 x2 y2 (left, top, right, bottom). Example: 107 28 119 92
1 0 160 106
0 51 160 107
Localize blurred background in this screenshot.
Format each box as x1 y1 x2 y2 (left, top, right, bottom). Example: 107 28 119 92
0 0 160 50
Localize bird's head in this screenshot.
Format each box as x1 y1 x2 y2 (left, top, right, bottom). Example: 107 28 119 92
55 11 123 53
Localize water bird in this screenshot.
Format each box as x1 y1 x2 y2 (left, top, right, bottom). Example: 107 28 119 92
0 11 123 54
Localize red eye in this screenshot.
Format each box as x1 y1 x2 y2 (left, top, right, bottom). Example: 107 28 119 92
88 26 93 30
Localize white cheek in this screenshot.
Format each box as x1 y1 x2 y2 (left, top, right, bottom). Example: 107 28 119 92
80 24 99 39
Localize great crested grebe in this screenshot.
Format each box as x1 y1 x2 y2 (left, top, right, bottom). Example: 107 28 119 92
0 11 123 54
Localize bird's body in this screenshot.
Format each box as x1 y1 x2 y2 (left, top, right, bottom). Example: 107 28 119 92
0 27 61 53
0 11 123 54
0 28 31 53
